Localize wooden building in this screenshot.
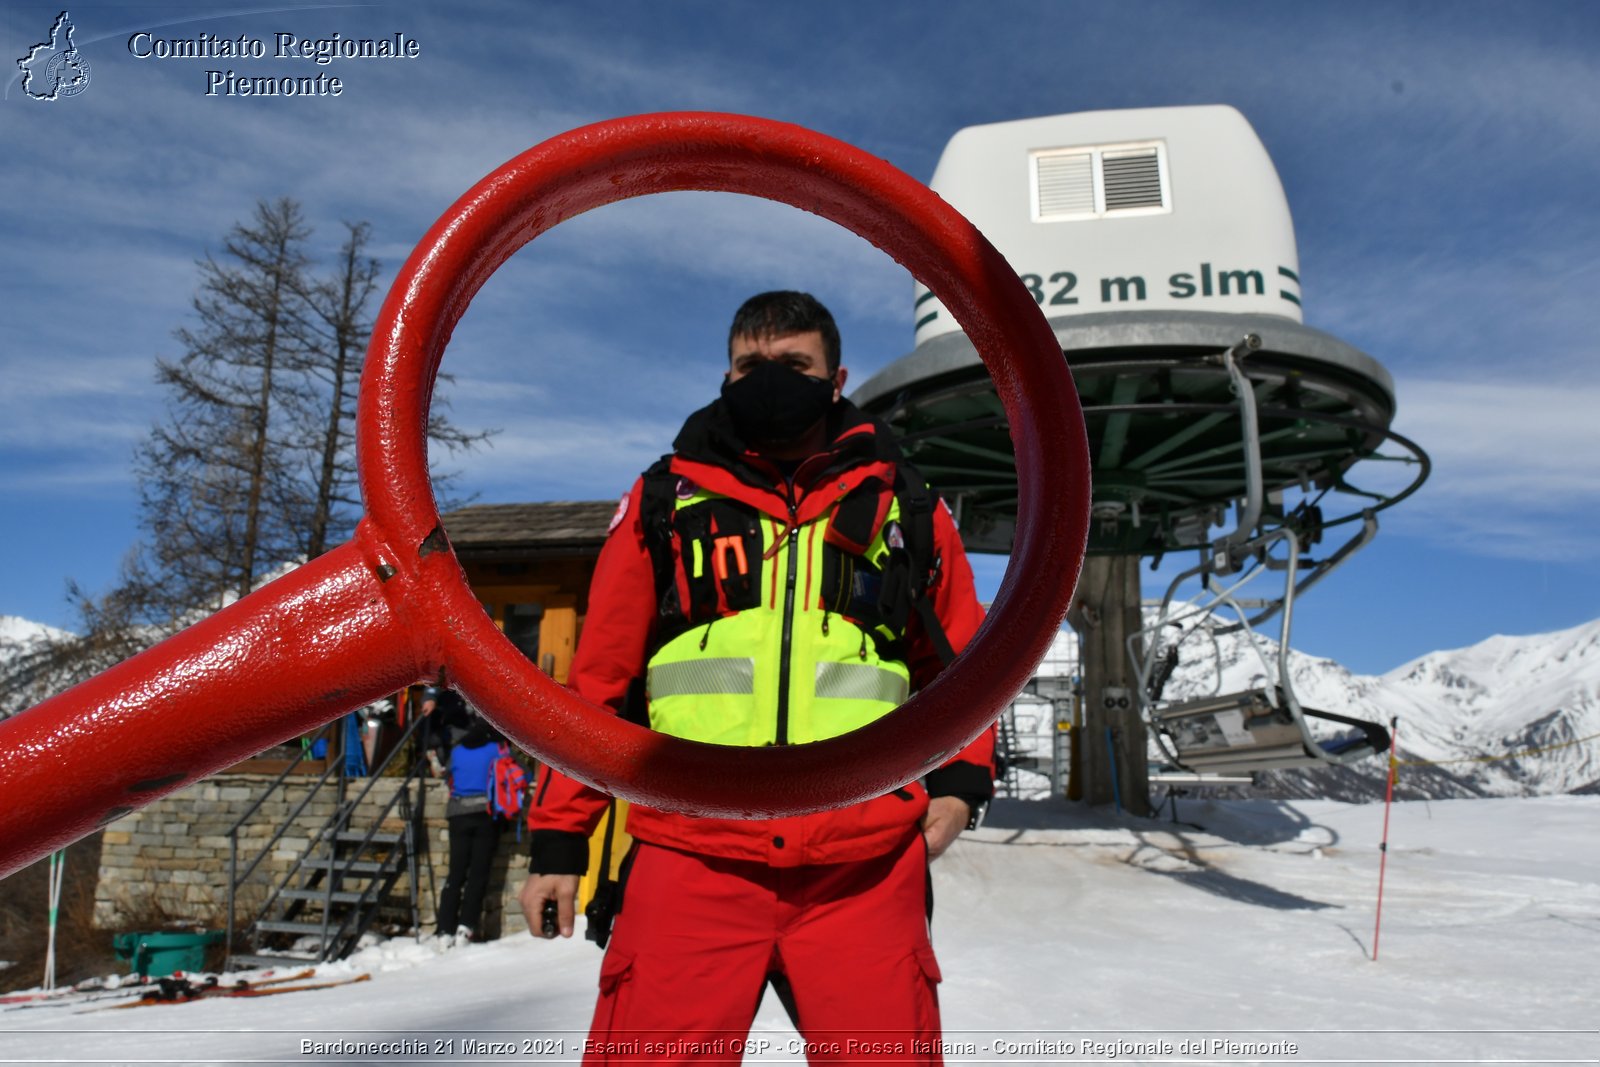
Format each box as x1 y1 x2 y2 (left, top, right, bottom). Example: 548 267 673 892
440 499 617 684
229 500 616 775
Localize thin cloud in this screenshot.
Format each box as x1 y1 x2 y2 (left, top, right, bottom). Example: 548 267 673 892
534 194 912 325
0 458 140 492
1296 233 1595 394
1392 378 1600 493
1382 376 1600 561
439 413 682 502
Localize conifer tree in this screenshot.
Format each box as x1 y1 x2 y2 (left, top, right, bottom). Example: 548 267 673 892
1 199 494 712
298 220 377 560
137 197 314 608
292 220 494 560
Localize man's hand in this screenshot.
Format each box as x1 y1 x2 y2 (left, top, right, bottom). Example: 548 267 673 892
519 874 581 938
921 796 971 860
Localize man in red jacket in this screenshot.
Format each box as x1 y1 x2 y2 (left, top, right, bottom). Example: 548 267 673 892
518 291 993 1063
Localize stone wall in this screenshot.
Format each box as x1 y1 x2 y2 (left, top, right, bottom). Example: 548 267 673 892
96 773 534 943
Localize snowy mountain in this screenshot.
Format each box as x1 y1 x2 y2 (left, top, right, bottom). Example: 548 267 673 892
1382 622 1600 794
0 615 80 718
1017 617 1600 802
0 615 71 648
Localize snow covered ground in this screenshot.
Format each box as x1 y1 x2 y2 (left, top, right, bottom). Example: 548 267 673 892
3 795 1595 1065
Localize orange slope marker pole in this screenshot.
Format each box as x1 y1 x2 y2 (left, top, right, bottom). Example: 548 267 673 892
1372 717 1399 962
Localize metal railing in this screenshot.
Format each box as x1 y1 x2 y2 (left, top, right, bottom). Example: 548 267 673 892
225 711 428 969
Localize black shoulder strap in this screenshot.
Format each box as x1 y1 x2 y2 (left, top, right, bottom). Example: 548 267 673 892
638 454 679 615
597 798 618 875
894 462 958 668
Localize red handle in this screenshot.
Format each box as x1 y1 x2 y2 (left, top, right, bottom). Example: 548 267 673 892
0 113 1090 878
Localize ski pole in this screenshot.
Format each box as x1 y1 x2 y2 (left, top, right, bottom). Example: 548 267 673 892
1372 717 1399 961
44 850 63 991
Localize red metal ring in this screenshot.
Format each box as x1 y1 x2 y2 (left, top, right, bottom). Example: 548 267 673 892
359 112 1091 816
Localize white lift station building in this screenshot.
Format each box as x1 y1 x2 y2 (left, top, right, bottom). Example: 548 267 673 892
911 105 1304 342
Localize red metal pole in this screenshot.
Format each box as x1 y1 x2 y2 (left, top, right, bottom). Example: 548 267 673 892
1372 717 1399 961
0 528 433 878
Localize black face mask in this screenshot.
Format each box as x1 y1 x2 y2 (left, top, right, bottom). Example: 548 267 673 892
720 360 836 447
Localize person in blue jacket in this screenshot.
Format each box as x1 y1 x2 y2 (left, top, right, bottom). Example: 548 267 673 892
434 715 504 943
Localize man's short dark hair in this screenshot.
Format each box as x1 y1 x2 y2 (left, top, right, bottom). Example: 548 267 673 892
728 291 841 373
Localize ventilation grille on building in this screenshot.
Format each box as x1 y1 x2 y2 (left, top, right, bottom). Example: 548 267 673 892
1035 152 1095 217
1032 141 1169 221
1102 149 1164 210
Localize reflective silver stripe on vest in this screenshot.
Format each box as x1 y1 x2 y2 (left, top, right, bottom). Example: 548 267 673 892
813 661 909 705
648 657 756 697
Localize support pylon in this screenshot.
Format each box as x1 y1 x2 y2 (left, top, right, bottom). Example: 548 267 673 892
1067 555 1150 815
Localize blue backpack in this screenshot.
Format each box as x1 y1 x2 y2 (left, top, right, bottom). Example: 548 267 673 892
487 744 529 837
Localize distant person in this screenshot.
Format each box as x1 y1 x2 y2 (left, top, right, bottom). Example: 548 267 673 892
419 684 473 776
435 715 505 944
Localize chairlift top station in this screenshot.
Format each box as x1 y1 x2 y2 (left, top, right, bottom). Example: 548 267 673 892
853 105 1429 560
852 106 1431 797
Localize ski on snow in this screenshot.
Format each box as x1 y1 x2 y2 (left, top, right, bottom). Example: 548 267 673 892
98 970 370 1009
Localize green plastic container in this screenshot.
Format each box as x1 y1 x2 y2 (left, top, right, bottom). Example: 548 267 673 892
112 930 225 978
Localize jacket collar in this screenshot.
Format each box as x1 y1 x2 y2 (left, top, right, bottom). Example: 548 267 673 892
672 397 901 489
667 398 904 522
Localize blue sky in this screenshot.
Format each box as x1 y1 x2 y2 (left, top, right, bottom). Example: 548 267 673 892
2 0 1596 676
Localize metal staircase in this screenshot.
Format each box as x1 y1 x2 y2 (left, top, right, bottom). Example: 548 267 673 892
225 715 428 970
995 704 1023 797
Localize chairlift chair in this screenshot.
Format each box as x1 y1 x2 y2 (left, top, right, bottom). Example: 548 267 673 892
1150 687 1390 775
1131 338 1392 779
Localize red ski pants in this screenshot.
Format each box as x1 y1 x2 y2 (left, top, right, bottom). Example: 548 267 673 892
582 835 944 1065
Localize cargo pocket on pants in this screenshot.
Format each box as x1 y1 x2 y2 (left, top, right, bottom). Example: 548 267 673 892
598 947 634 998
591 948 636 1055
913 945 943 1050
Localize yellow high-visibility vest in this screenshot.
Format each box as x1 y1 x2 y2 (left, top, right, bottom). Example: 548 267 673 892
645 485 911 746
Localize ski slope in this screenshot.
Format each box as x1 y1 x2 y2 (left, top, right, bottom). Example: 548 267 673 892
3 795 1595 1065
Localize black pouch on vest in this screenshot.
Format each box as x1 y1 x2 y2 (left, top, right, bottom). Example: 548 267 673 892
670 503 720 622
706 500 762 612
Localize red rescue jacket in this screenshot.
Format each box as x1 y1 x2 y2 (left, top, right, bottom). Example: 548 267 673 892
527 400 993 871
